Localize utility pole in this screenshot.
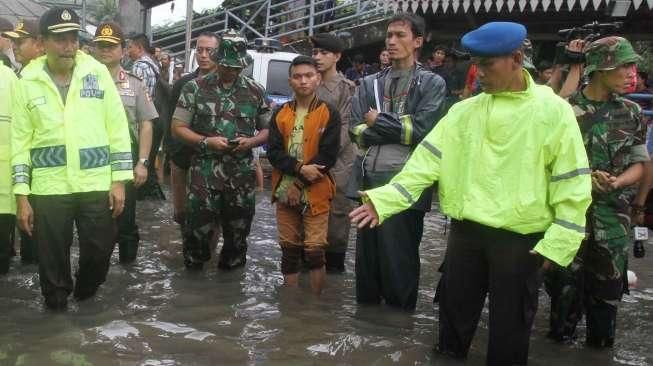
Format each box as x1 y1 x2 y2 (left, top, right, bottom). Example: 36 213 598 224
81 0 87 30
184 0 194 72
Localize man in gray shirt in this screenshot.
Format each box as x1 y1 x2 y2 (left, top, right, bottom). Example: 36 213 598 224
348 13 447 311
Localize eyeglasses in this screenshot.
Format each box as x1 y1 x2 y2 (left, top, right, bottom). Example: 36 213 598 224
196 47 215 55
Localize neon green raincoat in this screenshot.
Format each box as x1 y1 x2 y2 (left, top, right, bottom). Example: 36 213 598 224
0 64 17 214
11 51 132 196
366 72 592 266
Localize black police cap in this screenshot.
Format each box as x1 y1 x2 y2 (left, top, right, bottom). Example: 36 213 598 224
39 7 81 36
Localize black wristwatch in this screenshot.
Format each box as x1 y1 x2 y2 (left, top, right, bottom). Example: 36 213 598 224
198 136 209 152
138 158 150 167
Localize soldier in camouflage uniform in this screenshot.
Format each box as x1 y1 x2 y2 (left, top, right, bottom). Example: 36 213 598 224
545 36 647 348
171 30 271 270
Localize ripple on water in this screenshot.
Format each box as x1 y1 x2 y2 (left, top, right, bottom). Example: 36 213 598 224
94 320 140 340
235 301 280 320
630 291 653 301
307 334 365 357
184 331 215 341
613 349 649 365
138 321 196 335
141 359 177 366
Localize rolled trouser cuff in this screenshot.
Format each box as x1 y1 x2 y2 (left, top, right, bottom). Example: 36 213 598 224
304 248 326 270
281 244 303 274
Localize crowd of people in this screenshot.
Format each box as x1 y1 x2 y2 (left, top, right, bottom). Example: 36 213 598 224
1 7 652 365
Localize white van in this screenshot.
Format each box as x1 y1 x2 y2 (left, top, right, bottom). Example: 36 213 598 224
188 38 300 106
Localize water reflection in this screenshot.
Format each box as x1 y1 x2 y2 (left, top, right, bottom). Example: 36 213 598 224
0 189 651 365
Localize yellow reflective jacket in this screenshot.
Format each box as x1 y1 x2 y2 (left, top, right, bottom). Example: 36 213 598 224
11 51 132 196
1 64 17 214
366 72 592 267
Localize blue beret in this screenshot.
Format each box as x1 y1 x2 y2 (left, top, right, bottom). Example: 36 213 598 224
461 22 527 57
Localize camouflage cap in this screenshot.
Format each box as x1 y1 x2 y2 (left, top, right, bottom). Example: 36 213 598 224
211 29 252 68
584 36 642 77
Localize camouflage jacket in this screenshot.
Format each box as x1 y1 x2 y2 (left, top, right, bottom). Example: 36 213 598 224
175 72 270 153
174 72 271 188
570 91 649 240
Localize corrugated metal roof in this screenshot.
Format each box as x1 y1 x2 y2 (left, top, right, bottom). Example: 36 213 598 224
0 0 47 24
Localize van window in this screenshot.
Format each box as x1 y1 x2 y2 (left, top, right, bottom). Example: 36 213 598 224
266 60 292 97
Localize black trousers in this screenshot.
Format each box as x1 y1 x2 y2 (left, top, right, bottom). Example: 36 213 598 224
116 181 139 263
0 214 15 274
437 220 543 366
32 192 115 303
19 230 38 263
355 209 424 311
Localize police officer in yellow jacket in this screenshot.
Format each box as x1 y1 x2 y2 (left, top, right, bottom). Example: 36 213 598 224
0 63 17 274
11 7 132 310
350 22 592 365
93 22 158 264
3 18 43 265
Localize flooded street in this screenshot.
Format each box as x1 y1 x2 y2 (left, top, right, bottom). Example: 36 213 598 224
0 186 652 365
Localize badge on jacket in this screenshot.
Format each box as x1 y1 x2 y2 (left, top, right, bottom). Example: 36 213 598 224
80 74 104 99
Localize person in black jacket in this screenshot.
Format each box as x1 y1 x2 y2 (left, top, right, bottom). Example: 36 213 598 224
348 13 447 311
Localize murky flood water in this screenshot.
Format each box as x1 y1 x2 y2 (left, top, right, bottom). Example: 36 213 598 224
1 187 652 365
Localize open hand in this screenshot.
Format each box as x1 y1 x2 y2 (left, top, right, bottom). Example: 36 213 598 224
349 192 379 229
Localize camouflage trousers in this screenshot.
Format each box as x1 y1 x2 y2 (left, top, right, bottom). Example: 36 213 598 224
545 236 629 346
183 163 256 270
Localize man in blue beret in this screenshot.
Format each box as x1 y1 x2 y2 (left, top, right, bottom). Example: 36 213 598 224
350 21 592 364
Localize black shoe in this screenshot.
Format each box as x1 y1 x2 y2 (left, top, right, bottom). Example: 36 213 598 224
325 252 345 273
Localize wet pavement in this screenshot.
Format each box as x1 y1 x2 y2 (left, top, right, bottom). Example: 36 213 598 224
0 186 652 365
